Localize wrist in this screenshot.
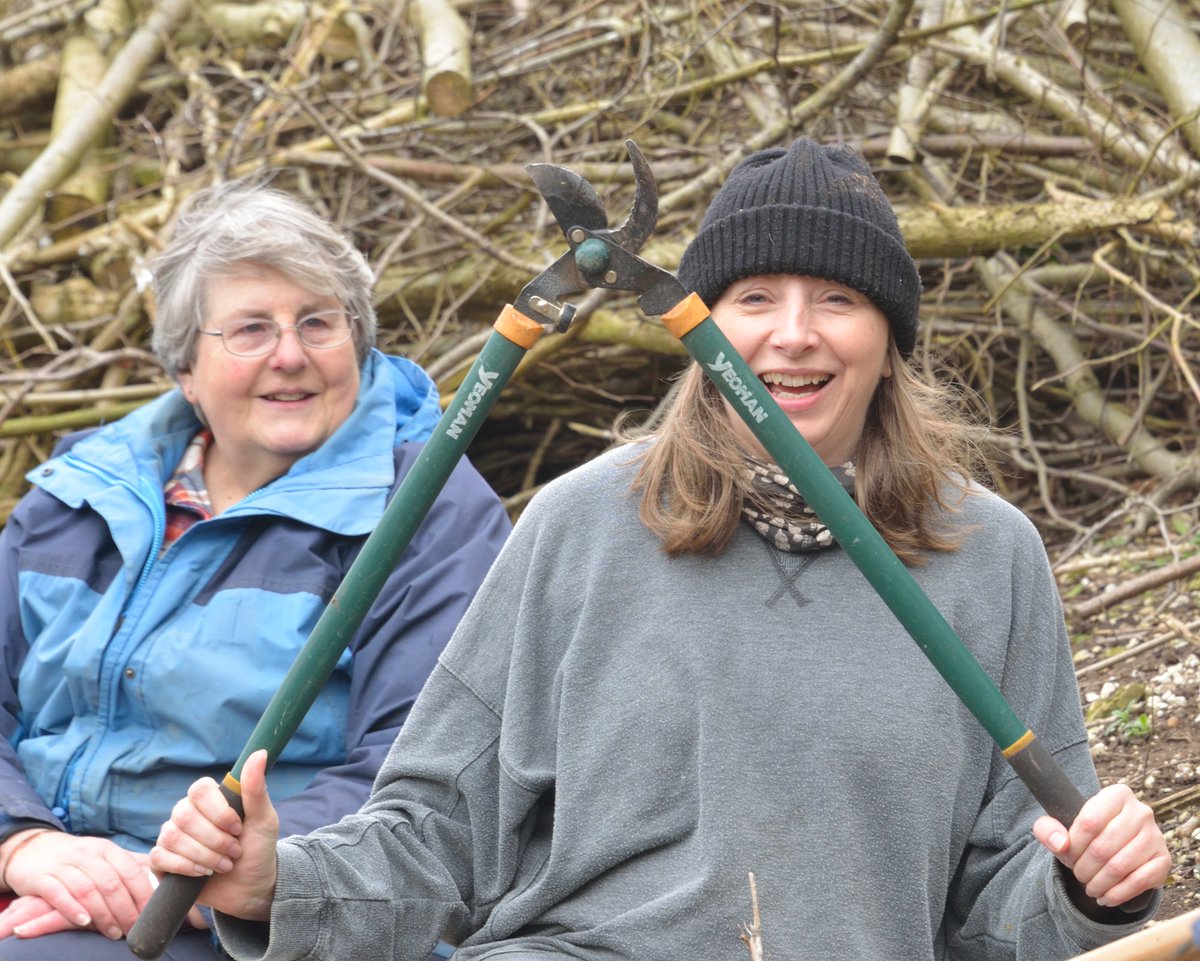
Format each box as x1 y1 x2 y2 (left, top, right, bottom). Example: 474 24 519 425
0 827 54 892
239 869 278 923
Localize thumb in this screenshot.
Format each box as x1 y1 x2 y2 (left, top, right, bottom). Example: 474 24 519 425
1032 814 1073 864
237 749 279 835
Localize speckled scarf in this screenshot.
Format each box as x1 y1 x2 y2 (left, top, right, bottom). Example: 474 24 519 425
740 457 856 552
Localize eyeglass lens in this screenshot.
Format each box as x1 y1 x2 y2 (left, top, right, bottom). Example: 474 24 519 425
220 312 350 356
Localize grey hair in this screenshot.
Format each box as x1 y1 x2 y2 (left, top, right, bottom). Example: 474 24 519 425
150 177 378 377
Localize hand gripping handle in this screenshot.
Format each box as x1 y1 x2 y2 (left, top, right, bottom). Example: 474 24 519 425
127 781 245 959
1009 738 1152 917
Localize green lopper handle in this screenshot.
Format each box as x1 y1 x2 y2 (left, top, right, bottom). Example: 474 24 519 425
661 293 1151 917
127 306 544 959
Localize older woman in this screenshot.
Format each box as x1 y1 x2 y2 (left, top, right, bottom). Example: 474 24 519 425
151 141 1168 961
0 179 510 960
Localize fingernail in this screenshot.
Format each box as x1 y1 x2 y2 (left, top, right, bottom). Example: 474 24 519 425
75 913 91 927
216 857 233 873
1049 831 1066 851
107 926 122 940
14 924 27 936
195 863 214 876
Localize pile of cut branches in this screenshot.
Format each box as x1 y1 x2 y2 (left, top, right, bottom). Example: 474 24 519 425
1 0 1197 548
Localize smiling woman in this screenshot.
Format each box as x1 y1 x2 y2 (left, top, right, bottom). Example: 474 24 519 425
710 274 891 467
0 178 511 961
179 264 363 512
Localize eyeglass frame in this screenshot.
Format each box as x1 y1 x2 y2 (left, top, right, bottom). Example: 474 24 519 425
196 309 356 358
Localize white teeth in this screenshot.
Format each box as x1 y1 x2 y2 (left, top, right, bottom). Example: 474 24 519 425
268 393 309 401
761 372 828 388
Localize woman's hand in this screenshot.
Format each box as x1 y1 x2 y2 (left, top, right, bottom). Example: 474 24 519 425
149 749 280 922
0 831 158 940
1033 783 1171 909
0 895 73 939
0 891 208 940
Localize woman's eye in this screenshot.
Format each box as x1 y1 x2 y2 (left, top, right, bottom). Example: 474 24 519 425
299 315 332 331
824 291 856 306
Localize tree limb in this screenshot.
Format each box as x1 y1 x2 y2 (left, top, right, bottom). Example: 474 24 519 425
1110 0 1200 158
0 0 193 252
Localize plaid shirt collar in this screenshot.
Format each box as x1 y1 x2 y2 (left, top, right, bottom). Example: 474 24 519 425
162 429 214 551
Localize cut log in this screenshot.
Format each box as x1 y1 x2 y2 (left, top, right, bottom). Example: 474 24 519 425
406 0 473 117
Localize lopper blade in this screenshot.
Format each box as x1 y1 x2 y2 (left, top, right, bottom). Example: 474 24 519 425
606 140 658 255
526 163 607 234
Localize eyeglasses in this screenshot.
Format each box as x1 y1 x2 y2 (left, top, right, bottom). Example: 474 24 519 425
198 310 354 357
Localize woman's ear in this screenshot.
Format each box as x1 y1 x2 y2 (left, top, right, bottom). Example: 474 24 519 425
178 369 195 403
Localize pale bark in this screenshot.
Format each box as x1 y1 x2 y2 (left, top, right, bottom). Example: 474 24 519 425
887 0 947 163
1110 0 1200 157
406 0 473 117
577 309 687 358
897 196 1174 258
44 32 111 238
175 0 355 56
976 256 1198 487
0 0 97 42
1054 0 1090 46
0 0 193 252
1064 905 1200 960
1068 554 1200 619
0 56 61 120
935 19 1199 180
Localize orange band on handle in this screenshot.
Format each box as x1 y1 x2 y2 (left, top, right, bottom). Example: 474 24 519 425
662 292 712 339
1001 729 1035 758
495 305 545 349
222 773 243 796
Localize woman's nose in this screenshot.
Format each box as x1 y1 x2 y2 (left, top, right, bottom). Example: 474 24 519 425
268 322 309 368
770 305 819 353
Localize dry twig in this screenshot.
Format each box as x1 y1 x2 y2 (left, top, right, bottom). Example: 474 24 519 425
739 872 765 961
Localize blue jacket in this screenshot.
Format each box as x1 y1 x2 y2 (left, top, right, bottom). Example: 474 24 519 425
0 350 510 850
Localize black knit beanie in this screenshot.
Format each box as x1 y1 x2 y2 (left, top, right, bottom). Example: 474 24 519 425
676 137 922 356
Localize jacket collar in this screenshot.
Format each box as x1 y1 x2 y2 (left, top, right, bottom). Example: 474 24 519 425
31 350 440 536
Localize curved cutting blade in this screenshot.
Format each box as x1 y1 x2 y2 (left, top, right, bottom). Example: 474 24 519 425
607 140 658 254
526 163 608 234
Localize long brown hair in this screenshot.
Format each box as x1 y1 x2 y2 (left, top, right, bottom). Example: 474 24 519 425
624 343 989 565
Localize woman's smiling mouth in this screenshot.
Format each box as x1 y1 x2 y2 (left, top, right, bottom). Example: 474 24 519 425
263 391 315 402
760 371 830 398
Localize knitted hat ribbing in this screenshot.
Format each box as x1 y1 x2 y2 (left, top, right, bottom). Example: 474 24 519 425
676 137 922 356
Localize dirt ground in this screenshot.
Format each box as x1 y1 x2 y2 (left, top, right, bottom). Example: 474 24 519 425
1053 532 1200 922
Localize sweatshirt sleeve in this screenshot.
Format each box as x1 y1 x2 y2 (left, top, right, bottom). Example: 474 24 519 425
943 507 1158 959
214 495 556 961
213 659 519 961
271 448 511 839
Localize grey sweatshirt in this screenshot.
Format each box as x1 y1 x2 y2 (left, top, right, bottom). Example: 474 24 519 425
216 445 1156 961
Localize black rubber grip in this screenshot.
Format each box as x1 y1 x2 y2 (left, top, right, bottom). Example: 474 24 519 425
1008 738 1152 916
127 872 209 959
127 781 245 959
